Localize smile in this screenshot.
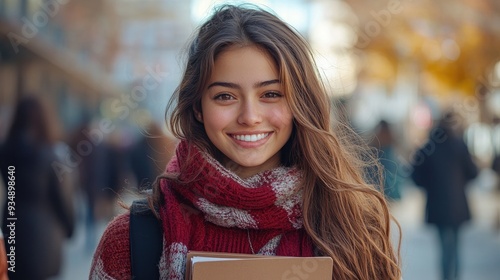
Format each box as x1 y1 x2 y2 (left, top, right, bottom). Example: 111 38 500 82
231 133 269 142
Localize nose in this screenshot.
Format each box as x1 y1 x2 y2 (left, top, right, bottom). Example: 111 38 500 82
237 100 262 126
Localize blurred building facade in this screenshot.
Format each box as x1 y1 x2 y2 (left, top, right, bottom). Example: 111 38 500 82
0 0 194 140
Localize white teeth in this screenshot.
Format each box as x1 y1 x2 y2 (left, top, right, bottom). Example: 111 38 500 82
233 133 269 142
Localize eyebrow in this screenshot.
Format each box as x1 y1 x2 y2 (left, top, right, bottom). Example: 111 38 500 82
207 79 280 89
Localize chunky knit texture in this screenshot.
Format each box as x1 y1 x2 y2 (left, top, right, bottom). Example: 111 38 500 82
90 141 314 279
90 213 131 280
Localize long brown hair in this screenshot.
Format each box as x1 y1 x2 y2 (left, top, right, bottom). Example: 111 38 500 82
155 4 401 279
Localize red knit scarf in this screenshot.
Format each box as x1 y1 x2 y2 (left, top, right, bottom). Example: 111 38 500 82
158 141 314 279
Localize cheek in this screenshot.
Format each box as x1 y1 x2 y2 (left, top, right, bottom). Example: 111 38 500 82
268 106 293 129
202 106 233 131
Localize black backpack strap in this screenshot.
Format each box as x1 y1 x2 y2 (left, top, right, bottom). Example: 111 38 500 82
130 198 163 279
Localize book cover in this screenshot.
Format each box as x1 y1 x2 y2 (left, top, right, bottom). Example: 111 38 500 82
185 251 333 280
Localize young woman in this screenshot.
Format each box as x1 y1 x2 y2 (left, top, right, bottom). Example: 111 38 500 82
90 4 401 280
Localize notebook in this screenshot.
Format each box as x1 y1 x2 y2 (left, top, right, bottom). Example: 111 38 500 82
185 251 333 280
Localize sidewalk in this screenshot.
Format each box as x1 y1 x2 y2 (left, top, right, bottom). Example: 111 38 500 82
391 182 500 280
50 200 125 280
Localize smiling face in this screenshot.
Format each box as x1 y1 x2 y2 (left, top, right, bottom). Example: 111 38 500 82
199 45 293 178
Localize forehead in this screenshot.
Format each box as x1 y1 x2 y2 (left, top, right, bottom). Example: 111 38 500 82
209 45 279 82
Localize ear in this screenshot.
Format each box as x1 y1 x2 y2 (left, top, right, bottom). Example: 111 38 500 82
194 107 203 123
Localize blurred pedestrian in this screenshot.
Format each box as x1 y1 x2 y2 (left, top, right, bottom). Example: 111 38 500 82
371 120 404 203
493 154 500 233
491 116 500 233
68 118 123 252
0 96 75 280
411 111 479 280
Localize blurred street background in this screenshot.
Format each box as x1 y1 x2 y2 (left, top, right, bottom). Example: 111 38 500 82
1 0 500 279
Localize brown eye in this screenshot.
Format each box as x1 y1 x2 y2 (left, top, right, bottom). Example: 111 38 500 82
214 93 235 101
262 91 283 98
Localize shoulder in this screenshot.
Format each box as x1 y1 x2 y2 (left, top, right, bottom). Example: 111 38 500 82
90 212 131 280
